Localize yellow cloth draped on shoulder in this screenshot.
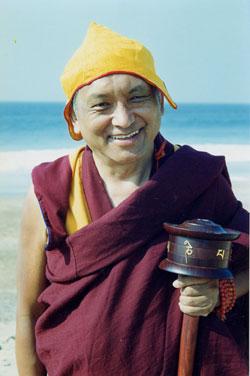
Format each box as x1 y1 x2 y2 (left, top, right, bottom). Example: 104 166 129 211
65 148 91 234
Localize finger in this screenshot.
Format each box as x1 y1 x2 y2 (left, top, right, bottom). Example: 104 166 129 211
178 275 212 286
179 295 212 308
178 302 213 317
179 295 218 316
173 276 218 289
180 285 204 297
172 278 200 289
180 280 219 297
172 279 182 288
179 290 219 315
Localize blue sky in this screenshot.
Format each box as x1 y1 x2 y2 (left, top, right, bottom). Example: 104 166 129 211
1 0 250 103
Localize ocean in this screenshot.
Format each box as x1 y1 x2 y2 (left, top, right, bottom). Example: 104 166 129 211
1 102 250 150
0 102 249 207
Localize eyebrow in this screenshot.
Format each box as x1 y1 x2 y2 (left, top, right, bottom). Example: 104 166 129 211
129 85 151 94
87 84 151 102
87 94 110 101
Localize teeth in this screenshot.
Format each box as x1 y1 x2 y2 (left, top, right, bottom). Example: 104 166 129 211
111 130 139 140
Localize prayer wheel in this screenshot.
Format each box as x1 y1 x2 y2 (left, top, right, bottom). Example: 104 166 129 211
159 218 240 376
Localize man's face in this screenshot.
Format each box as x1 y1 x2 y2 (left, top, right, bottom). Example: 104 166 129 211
74 74 162 167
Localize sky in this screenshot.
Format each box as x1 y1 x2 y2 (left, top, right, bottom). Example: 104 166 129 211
1 0 250 103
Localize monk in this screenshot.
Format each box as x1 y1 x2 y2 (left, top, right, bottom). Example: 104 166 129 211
16 22 249 375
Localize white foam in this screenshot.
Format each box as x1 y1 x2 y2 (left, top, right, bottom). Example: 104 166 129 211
0 145 249 209
192 144 250 162
0 144 249 173
230 176 250 182
0 149 74 173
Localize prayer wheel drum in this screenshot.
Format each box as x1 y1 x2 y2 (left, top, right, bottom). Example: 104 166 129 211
159 218 240 279
159 219 240 376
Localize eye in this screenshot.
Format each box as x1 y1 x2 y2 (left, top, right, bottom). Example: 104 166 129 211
91 102 111 110
129 94 151 103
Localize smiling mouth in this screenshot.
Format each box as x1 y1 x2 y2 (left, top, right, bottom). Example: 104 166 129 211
109 129 141 141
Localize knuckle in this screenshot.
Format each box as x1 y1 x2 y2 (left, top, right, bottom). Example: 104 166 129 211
182 286 193 296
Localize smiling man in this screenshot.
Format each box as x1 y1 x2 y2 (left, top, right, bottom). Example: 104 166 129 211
16 22 249 376
71 74 162 206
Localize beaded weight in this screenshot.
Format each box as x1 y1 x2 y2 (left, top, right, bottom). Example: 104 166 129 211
216 279 236 321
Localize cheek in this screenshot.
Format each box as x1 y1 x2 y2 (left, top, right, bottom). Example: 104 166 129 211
148 112 161 135
79 115 110 136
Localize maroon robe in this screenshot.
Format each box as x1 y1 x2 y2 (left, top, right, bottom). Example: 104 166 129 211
32 135 249 376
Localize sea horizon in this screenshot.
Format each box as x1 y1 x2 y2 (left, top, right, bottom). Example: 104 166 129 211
1 100 250 104
0 102 249 203
1 102 250 150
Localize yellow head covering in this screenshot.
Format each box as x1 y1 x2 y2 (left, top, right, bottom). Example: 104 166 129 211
61 22 177 139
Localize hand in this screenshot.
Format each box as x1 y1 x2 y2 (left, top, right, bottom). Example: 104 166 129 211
173 275 219 317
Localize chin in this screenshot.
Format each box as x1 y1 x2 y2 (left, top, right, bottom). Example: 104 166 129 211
110 149 149 165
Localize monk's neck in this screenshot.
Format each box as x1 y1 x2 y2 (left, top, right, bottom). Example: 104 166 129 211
92 152 153 206
93 152 153 184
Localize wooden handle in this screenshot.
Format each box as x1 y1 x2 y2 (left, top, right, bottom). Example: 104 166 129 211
177 314 200 376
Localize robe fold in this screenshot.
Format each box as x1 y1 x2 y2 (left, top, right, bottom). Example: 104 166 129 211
32 135 249 376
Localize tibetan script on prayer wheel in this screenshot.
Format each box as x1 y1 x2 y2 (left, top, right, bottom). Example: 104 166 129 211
159 219 240 279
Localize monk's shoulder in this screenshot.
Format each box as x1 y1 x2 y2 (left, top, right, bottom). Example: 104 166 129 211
31 152 74 210
179 144 225 163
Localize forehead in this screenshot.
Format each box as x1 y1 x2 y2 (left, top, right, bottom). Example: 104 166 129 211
77 74 152 99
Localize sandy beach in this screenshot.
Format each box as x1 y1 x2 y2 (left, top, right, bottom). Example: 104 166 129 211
0 196 23 376
0 169 249 375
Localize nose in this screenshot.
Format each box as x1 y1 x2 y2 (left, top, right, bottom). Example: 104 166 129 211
111 103 135 128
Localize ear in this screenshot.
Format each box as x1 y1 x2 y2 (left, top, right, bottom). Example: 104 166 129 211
64 100 83 141
71 117 80 133
69 118 83 141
